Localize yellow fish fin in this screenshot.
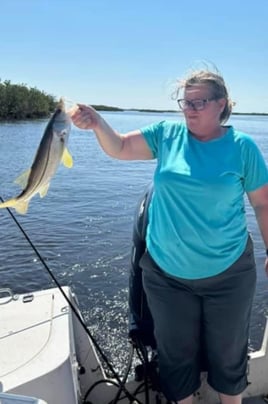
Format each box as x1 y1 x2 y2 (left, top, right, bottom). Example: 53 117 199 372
62 147 73 168
0 198 29 215
15 201 30 215
39 183 50 198
14 169 31 188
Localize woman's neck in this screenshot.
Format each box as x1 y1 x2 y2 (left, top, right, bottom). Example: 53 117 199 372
189 126 228 142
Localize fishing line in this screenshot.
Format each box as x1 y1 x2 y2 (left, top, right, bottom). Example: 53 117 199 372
0 197 143 404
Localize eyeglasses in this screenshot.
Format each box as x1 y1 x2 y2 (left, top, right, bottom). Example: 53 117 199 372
177 98 217 111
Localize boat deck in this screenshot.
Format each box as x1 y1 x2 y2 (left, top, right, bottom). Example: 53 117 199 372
243 398 268 403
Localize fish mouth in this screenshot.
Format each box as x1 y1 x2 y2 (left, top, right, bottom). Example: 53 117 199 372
57 98 66 111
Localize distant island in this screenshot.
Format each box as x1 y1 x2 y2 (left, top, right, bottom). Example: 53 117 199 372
0 80 267 120
92 104 268 116
91 104 177 114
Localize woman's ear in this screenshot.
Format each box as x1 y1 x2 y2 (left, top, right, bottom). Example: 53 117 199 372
218 98 227 113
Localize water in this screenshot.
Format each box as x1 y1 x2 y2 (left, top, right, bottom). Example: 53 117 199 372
0 112 267 374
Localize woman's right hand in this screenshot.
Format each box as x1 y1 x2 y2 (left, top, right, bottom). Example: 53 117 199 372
71 104 101 130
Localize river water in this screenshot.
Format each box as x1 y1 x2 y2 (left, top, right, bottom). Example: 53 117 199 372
0 111 267 373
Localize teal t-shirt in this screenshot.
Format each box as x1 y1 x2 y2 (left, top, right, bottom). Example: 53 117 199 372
141 121 268 279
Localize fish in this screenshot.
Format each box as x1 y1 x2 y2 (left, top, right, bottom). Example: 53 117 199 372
0 98 74 214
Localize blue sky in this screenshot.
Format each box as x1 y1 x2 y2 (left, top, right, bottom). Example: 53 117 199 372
1 0 268 113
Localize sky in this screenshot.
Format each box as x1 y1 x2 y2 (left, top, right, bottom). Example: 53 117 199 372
1 0 268 113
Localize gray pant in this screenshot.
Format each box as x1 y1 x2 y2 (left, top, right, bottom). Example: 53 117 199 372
140 236 256 401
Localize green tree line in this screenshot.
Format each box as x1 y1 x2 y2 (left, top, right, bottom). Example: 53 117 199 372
0 80 57 120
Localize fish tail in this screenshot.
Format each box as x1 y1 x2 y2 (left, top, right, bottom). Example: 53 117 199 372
0 198 18 209
0 198 30 215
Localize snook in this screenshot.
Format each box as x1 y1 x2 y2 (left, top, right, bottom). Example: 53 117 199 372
0 99 73 214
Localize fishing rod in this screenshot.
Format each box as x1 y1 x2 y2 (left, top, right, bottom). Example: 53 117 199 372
0 197 144 404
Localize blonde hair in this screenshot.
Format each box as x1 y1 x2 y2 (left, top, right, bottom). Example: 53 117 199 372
173 69 233 124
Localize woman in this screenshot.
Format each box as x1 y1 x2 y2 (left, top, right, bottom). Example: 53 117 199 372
71 69 268 404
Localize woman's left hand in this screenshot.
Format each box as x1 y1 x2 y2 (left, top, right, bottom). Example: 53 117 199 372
265 257 268 277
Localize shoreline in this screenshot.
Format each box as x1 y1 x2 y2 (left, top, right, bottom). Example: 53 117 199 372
0 108 267 122
91 105 268 116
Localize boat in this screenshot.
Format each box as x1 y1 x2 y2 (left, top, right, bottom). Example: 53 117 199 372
1 185 268 404
0 285 268 404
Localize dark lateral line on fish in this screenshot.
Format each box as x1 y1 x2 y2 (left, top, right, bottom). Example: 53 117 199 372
20 129 55 200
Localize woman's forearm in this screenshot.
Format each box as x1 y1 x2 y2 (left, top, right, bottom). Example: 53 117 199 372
71 104 152 161
93 115 124 158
